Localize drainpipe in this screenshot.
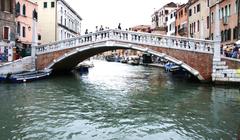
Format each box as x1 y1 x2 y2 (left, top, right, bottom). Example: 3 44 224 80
213 1 221 61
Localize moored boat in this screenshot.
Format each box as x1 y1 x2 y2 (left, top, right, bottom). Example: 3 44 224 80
0 69 52 83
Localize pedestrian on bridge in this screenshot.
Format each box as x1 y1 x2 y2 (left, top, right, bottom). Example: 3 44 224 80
118 23 121 30
85 29 88 34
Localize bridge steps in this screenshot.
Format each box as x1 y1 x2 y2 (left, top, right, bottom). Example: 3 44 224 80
212 60 240 83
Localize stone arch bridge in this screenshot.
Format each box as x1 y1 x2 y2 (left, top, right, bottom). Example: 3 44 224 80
35 29 216 81
1 29 240 82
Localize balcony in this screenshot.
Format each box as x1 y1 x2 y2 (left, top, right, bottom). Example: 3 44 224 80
153 26 167 31
178 26 187 36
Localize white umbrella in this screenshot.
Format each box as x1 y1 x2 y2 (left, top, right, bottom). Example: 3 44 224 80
235 40 240 45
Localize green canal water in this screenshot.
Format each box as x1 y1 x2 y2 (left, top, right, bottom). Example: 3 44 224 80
0 60 240 140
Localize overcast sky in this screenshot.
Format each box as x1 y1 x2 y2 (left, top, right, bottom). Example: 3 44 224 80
66 0 188 33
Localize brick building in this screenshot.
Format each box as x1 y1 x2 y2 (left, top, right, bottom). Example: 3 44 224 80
210 0 238 48
175 4 188 37
0 0 16 62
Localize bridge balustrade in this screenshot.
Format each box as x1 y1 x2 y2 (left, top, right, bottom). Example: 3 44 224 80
35 29 216 55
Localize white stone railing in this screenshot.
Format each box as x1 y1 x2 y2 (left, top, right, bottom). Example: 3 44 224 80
36 29 216 55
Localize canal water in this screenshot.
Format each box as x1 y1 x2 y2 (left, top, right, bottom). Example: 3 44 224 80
0 60 240 140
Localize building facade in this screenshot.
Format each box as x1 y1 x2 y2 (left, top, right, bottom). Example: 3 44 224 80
131 25 151 33
188 0 210 39
175 4 188 37
151 2 178 34
16 0 39 57
32 0 82 44
0 0 16 62
166 10 176 36
210 0 238 48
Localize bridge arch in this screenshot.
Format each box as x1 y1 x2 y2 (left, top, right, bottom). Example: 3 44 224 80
44 42 204 80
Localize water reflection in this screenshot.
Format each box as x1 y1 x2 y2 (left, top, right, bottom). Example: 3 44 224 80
0 60 239 140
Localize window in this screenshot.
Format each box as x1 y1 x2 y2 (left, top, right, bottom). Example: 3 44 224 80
190 24 192 34
221 31 224 41
33 9 38 20
43 2 47 8
219 9 221 19
189 9 192 16
233 27 238 39
3 27 10 40
207 16 209 29
165 10 169 15
51 2 55 8
224 30 227 41
16 2 20 14
22 26 26 37
236 0 238 13
211 12 214 23
193 22 196 33
228 29 231 41
197 4 200 12
228 4 231 16
197 20 200 32
22 4 26 16
64 18 66 26
2 0 12 13
38 34 41 40
194 7 196 14
61 16 62 24
207 0 209 7
225 6 228 17
17 22 21 35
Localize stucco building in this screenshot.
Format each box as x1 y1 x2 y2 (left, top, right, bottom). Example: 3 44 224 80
32 0 82 44
0 0 16 62
15 0 39 57
166 10 176 36
210 0 238 48
151 2 178 34
131 25 151 33
175 4 188 37
188 0 210 39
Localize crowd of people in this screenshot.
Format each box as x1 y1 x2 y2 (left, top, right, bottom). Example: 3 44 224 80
223 43 240 59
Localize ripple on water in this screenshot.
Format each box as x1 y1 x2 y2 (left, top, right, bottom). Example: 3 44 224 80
0 61 240 140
